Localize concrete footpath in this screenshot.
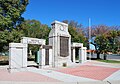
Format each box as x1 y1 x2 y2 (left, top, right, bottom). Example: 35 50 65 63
0 81 120 84
27 67 97 82
0 61 120 84
104 70 120 81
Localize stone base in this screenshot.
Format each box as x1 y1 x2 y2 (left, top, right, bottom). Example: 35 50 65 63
54 60 72 67
38 64 53 69
8 67 27 73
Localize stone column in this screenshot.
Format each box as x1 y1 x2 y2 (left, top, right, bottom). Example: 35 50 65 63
83 47 87 62
9 43 27 73
39 45 45 68
72 48 76 63
49 49 53 67
79 47 84 63
22 44 27 68
69 36 71 62
79 47 87 63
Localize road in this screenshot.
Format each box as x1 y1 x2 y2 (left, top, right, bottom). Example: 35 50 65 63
89 54 120 60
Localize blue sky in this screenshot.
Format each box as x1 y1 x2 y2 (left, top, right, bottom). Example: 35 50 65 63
22 0 120 27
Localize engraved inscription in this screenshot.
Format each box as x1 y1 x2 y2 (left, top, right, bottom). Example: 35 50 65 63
60 36 69 57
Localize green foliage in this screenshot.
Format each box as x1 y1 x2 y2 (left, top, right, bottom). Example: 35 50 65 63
0 0 28 52
0 0 29 30
107 30 120 53
18 19 50 52
0 30 9 52
19 20 50 40
94 29 120 54
0 30 9 43
95 34 109 53
91 25 120 55
0 29 24 52
117 30 120 36
9 29 24 43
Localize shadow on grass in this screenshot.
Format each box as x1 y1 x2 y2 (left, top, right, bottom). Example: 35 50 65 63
87 57 103 60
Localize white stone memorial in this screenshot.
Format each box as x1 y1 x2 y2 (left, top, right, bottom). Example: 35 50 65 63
71 43 87 63
21 37 46 67
79 47 87 63
9 20 87 73
49 21 71 67
21 37 46 45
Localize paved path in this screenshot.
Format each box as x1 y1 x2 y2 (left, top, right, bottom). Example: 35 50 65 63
0 60 120 83
28 67 97 82
0 68 60 82
104 70 120 81
56 65 119 80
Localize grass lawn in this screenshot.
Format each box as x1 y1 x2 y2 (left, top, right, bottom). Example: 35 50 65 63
97 59 120 63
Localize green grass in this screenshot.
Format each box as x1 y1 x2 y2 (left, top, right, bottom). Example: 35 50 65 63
97 59 120 63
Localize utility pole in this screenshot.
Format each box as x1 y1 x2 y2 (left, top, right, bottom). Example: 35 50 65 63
88 18 91 60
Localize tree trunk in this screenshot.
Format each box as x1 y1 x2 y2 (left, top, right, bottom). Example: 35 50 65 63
97 52 100 59
103 54 107 60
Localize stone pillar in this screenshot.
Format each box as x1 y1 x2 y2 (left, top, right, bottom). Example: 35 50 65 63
83 47 87 62
39 46 45 68
79 47 87 63
49 49 53 67
22 44 27 67
69 36 72 62
9 43 27 73
72 48 76 63
79 48 83 63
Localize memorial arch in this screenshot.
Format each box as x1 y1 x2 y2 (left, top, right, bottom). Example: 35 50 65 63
9 37 53 72
9 21 87 73
71 43 87 63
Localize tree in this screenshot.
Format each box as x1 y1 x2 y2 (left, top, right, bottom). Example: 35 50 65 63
63 20 86 46
18 19 50 52
19 20 50 39
90 25 110 59
91 25 110 37
0 29 24 52
117 30 120 36
0 0 29 31
93 28 120 59
95 34 109 59
0 0 28 52
0 30 9 52
109 26 120 31
107 30 120 53
9 29 24 43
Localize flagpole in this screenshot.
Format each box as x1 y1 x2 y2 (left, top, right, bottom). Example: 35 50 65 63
89 18 91 60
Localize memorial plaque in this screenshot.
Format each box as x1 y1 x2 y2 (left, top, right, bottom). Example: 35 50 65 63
45 49 49 65
71 49 73 62
60 36 69 57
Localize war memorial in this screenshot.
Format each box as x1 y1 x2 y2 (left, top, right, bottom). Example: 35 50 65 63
9 21 87 72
